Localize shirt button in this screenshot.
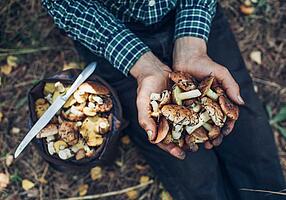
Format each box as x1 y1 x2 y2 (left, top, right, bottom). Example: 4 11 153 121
148 0 155 6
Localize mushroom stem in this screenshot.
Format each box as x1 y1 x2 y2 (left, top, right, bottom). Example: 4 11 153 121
178 89 202 100
191 104 201 113
172 125 183 140
185 111 210 134
202 122 212 131
150 100 160 118
206 89 219 101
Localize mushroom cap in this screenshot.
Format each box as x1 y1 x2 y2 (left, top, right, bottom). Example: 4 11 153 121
213 86 224 97
161 105 199 126
199 75 215 96
152 117 169 144
78 81 110 95
58 122 79 145
207 125 221 140
192 127 209 143
170 71 197 91
201 97 225 127
218 95 239 120
95 96 113 112
184 135 199 152
37 124 58 138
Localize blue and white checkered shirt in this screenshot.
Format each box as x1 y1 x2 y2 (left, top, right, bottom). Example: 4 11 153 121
42 0 217 75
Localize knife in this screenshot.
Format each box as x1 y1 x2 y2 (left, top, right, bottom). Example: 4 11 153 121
14 62 97 158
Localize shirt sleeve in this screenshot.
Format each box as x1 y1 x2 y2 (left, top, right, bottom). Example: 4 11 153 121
175 0 217 42
42 0 150 76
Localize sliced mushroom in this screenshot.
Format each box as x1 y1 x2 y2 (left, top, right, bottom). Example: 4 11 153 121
198 75 219 100
170 71 197 91
203 123 221 140
218 95 239 120
201 97 225 127
78 81 110 95
58 148 73 160
185 111 210 134
191 127 209 143
37 124 58 138
152 117 169 144
172 85 201 105
58 122 78 145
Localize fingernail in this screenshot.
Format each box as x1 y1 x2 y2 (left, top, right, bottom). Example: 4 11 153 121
237 95 245 104
177 151 186 160
147 130 153 140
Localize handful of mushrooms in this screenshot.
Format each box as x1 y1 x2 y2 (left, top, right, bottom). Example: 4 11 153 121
149 71 239 152
35 81 113 160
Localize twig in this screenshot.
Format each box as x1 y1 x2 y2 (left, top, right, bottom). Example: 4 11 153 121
60 180 154 200
252 77 282 89
240 188 286 196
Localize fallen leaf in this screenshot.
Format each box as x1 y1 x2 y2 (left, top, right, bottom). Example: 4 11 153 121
11 127 21 134
240 4 255 15
160 190 173 200
22 179 35 191
139 176 150 184
7 56 18 68
121 135 131 145
63 62 80 71
90 166 102 181
38 177 48 185
78 184 89 196
5 155 13 167
1 64 13 75
126 190 138 200
250 50 262 65
0 173 10 191
135 164 148 171
0 112 3 122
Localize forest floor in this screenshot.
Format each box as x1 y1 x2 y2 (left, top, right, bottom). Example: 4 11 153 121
0 0 286 199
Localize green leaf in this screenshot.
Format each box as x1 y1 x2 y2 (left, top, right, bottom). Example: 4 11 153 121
271 106 286 124
276 125 286 139
265 104 272 119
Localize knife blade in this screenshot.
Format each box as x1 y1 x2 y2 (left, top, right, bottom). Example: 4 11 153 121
14 62 97 158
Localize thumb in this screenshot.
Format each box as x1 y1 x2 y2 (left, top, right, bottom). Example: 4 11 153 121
136 93 158 141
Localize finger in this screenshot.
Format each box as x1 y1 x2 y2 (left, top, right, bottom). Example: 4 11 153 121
211 134 223 146
157 143 186 160
222 119 236 136
204 141 213 149
214 65 245 105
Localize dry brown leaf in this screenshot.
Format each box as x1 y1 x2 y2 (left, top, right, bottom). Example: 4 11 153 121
90 166 102 181
0 173 10 191
121 135 131 145
5 155 13 167
11 127 21 134
126 190 138 200
1 64 13 75
63 62 80 71
139 176 150 184
250 50 262 65
78 184 89 196
0 112 3 122
7 56 18 68
22 179 35 191
160 190 173 200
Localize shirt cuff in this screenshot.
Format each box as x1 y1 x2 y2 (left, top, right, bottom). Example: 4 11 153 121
104 29 151 76
175 5 214 42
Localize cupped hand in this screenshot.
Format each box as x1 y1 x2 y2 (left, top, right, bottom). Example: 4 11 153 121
130 52 185 159
173 37 245 148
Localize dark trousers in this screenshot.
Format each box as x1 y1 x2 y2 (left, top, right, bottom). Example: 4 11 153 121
74 5 285 200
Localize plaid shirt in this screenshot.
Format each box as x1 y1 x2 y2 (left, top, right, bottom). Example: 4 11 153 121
42 0 217 75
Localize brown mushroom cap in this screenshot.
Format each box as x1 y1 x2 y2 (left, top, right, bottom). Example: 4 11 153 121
37 124 58 138
95 96 113 112
198 75 215 96
192 127 209 143
152 117 169 144
161 105 199 126
218 95 239 120
170 71 197 91
184 135 199 152
201 97 225 127
207 125 221 140
59 122 78 145
78 81 110 95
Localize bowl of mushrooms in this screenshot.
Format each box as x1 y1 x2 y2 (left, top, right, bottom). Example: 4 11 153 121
149 71 239 152
28 69 125 171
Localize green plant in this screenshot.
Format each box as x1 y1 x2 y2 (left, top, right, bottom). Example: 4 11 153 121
267 105 286 138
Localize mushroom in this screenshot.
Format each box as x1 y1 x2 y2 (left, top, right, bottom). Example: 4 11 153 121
54 81 66 93
53 140 68 153
35 98 49 118
170 71 197 91
83 106 97 116
73 90 89 103
172 85 201 105
94 96 113 112
37 124 58 138
58 122 78 145
162 132 173 144
184 135 199 152
174 138 185 148
159 90 171 108
185 111 210 134
78 81 110 95
80 116 110 138
75 149 86 160
218 95 239 120
46 135 55 143
63 95 77 108
87 134 104 147
70 139 85 153
161 105 199 139
89 95 104 104
191 127 209 143
198 75 219 101
150 100 160 118
150 93 161 101
201 97 225 127
152 117 169 144
43 82 55 95
47 142 56 155
61 104 85 121
203 122 221 140
58 148 73 160
44 93 53 104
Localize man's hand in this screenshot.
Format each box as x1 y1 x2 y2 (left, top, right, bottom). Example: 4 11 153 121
173 37 245 149
130 52 185 159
